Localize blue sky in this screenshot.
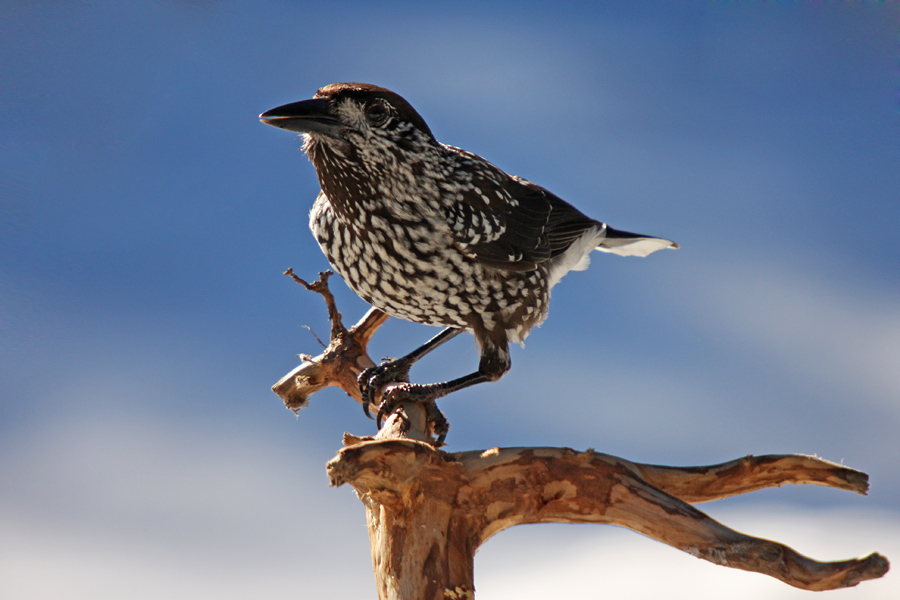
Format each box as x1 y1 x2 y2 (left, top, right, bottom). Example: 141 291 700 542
2 2 899 598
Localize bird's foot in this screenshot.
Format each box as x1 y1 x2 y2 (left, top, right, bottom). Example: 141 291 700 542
376 383 450 446
358 359 411 418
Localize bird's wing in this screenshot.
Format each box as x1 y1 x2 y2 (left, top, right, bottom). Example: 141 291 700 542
441 149 601 271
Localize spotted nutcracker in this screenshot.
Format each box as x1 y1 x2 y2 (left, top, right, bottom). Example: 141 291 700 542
261 82 678 433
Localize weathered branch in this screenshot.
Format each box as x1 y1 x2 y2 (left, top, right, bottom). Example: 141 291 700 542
274 271 890 599
624 453 871 502
328 442 889 598
272 269 389 411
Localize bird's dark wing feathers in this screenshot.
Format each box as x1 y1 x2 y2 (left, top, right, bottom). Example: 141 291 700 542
441 149 601 271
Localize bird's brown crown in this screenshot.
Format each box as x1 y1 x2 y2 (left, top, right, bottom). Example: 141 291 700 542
314 82 434 140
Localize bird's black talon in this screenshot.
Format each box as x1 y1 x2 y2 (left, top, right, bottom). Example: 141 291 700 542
357 365 374 395
375 402 388 429
357 366 383 415
424 401 450 447
361 397 374 420
358 359 412 422
374 383 406 429
373 383 450 445
357 367 377 420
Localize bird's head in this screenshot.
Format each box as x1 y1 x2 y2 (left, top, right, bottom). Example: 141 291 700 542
260 83 435 161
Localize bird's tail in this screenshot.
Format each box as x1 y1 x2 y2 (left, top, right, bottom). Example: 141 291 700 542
595 225 679 257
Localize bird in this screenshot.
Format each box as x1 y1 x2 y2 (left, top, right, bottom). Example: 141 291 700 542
260 82 677 436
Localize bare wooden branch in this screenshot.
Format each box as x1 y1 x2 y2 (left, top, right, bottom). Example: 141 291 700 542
328 441 889 598
272 269 389 411
623 453 870 502
275 271 890 599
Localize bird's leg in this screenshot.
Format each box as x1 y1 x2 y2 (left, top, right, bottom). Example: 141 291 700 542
359 327 465 417
375 339 512 445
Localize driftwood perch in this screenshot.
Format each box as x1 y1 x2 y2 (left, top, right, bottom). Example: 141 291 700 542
328 443 887 599
273 271 890 599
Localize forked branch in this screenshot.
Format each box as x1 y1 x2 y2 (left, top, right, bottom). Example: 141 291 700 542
328 442 888 598
274 271 890 600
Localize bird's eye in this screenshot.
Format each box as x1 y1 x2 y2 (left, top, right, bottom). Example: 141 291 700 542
365 101 390 126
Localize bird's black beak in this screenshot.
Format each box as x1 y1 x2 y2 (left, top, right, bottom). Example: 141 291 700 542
260 98 343 138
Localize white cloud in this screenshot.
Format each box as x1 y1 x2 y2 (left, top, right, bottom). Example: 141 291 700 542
0 414 373 599
666 254 900 412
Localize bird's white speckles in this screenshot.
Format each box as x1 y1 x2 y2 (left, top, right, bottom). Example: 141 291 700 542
299 89 603 343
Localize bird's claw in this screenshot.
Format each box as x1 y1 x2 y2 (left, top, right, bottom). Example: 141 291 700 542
375 383 450 446
358 355 453 445
358 359 410 419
